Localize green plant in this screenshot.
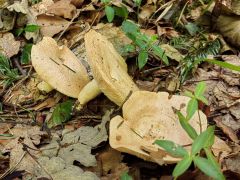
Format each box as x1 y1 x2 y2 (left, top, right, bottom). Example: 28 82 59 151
155 82 225 180
180 39 240 83
101 0 128 22
21 43 33 64
120 172 133 180
0 54 19 87
121 20 169 69
15 24 40 37
47 100 73 128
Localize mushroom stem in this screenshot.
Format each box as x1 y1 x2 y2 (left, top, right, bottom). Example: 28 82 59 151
37 81 54 93
77 79 101 107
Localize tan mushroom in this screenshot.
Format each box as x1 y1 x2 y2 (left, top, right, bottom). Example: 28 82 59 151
78 30 139 107
110 91 230 164
31 37 90 98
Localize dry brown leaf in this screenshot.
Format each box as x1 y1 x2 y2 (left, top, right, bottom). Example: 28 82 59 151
36 14 69 37
31 0 54 15
139 4 156 22
0 33 20 58
71 0 84 8
3 76 44 105
2 125 45 174
99 147 123 175
214 116 239 143
31 37 90 98
47 0 77 19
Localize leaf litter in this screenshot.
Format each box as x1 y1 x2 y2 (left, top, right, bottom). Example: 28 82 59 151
0 0 240 179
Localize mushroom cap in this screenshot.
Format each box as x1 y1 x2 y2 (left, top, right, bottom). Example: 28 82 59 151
110 91 208 163
84 30 139 106
31 37 90 98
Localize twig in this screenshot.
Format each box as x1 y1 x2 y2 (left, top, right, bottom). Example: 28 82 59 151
57 9 81 42
22 144 53 180
12 57 26 76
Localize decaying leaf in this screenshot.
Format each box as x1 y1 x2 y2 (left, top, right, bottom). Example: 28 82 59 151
99 147 123 175
31 36 90 98
110 91 230 164
31 0 54 15
216 15 240 47
159 44 184 62
3 75 44 105
36 14 69 37
2 125 45 174
47 0 77 19
34 156 99 179
0 33 20 58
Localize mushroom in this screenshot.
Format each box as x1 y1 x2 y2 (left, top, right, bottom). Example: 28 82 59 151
109 91 230 164
78 30 139 107
31 37 90 98
32 31 139 108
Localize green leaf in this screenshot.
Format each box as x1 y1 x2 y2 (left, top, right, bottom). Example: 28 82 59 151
193 156 225 180
185 22 199 36
154 140 188 157
47 100 73 128
184 91 194 98
21 43 33 64
204 148 222 173
206 59 240 72
173 155 192 178
14 28 24 36
121 20 140 34
24 24 40 32
101 0 111 3
123 44 135 53
114 6 128 19
197 95 208 105
138 50 148 69
177 111 198 140
120 172 133 180
152 45 169 65
134 0 142 6
191 126 215 155
194 82 206 98
105 6 115 22
186 98 198 120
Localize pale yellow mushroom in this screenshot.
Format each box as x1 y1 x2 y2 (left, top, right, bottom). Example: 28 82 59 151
31 37 90 98
78 30 139 107
110 91 231 164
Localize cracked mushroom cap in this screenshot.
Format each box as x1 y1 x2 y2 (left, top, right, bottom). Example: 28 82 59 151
84 30 139 106
110 91 208 163
31 37 90 98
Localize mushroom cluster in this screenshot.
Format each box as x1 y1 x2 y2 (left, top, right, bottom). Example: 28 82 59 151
31 30 139 107
31 30 230 164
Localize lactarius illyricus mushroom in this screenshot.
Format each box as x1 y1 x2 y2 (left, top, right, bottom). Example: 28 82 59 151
78 30 139 106
110 91 230 164
31 37 90 98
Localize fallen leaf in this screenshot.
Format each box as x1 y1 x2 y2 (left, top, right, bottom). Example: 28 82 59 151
99 147 123 175
214 116 239 143
47 0 77 19
159 44 184 62
34 156 99 179
2 125 45 174
139 4 156 22
0 33 20 58
36 14 70 37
